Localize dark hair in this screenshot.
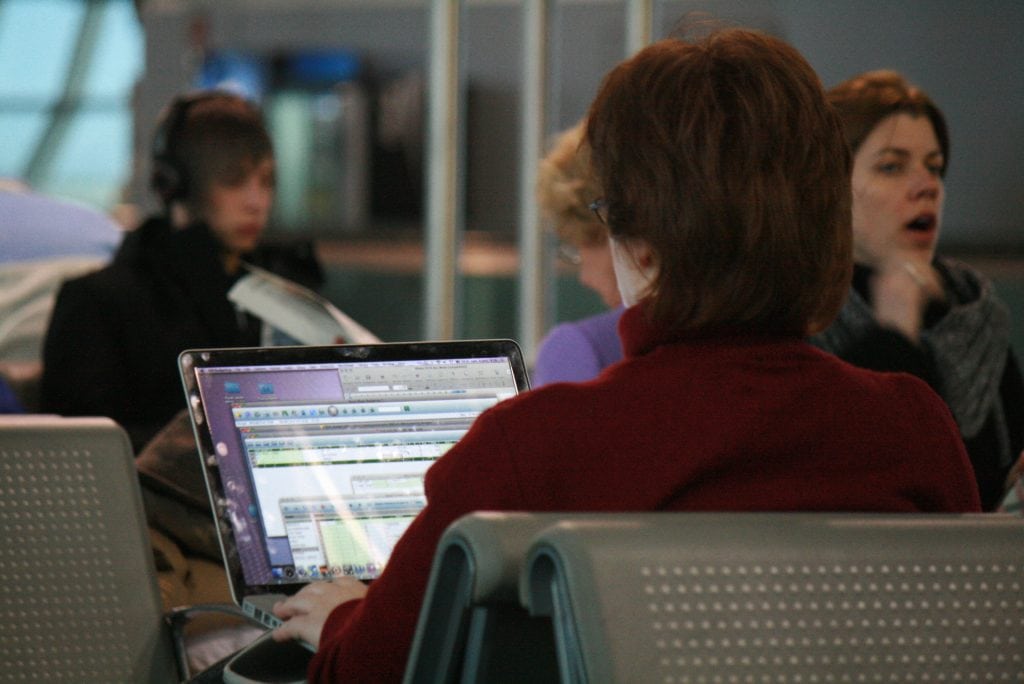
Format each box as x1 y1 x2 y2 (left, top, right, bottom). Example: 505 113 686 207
827 69 949 177
585 29 852 337
150 91 273 209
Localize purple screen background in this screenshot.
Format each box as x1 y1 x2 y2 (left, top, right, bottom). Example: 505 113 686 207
196 367 348 584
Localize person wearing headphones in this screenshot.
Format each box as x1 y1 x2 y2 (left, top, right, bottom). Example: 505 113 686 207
41 90 318 451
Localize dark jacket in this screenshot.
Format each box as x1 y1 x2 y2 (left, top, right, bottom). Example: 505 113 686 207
813 263 1024 510
40 216 321 451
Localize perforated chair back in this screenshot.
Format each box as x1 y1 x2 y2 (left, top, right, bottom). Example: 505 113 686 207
0 416 180 682
403 511 560 684
522 513 1024 683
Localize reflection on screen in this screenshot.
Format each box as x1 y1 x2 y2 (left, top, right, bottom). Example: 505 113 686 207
196 356 518 584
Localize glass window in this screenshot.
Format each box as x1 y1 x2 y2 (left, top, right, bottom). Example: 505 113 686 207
0 112 49 174
0 0 82 101
82 1 144 98
45 109 134 207
0 0 142 211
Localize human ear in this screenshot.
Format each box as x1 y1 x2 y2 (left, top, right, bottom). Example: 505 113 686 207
610 236 658 307
629 239 656 270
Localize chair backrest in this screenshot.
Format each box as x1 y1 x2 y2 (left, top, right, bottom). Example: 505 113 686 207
0 256 107 368
0 416 180 682
403 511 561 684
521 513 1024 683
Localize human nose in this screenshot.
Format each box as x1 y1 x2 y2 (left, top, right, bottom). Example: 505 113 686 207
908 165 941 200
243 178 272 208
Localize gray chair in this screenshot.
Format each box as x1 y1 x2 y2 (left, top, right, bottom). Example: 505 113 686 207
403 511 561 684
0 416 261 682
521 513 1024 683
0 416 182 682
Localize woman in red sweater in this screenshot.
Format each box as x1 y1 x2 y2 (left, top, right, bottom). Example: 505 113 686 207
272 28 981 682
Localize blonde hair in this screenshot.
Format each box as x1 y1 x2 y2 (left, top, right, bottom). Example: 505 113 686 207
535 121 607 247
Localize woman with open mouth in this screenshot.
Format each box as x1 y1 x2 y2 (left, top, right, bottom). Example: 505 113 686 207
812 70 1023 511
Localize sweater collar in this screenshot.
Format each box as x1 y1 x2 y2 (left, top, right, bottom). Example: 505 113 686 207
617 303 800 358
618 304 661 358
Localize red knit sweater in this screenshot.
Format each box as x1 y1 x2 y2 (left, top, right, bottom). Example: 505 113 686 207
307 306 980 682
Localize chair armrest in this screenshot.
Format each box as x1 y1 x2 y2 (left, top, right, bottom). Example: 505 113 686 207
404 511 569 683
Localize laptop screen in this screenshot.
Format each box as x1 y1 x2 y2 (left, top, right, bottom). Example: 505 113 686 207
179 341 528 595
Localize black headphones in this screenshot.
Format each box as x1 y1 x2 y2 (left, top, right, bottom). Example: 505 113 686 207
149 90 230 205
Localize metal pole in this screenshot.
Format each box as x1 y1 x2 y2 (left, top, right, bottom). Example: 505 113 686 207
424 0 463 340
625 0 654 56
517 0 551 366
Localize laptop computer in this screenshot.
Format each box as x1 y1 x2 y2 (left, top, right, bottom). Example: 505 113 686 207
178 339 529 632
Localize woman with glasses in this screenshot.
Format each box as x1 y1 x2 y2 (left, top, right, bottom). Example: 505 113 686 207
533 121 624 386
271 29 980 683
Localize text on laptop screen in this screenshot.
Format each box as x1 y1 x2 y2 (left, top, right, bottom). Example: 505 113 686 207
191 355 518 585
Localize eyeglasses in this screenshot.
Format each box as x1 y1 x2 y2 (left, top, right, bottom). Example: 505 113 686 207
588 198 609 225
556 243 582 266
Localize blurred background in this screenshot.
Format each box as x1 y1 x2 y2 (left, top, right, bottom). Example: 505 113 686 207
1 0 1021 360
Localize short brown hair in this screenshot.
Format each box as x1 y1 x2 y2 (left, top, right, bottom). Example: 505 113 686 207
535 121 607 247
153 92 274 211
827 69 949 176
586 29 851 337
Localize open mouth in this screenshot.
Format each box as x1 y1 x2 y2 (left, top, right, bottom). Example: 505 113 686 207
905 213 936 232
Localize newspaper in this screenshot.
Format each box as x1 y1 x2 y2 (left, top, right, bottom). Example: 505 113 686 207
228 264 380 346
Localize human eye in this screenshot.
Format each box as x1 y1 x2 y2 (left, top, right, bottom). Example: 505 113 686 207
256 160 276 189
874 160 903 175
